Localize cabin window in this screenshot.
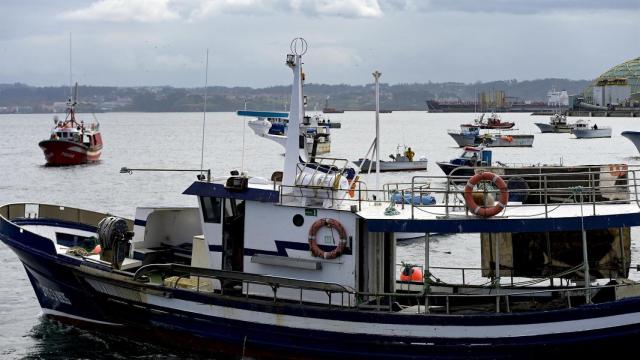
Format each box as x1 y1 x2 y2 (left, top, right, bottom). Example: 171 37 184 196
200 196 221 223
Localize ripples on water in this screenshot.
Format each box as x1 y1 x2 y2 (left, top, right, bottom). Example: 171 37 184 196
1 111 640 358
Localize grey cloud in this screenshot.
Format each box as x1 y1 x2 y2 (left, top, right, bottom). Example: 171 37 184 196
380 0 640 14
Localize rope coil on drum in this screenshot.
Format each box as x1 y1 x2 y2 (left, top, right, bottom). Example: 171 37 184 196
308 218 347 259
463 172 509 218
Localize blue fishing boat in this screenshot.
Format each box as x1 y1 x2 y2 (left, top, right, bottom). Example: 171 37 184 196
3 39 640 359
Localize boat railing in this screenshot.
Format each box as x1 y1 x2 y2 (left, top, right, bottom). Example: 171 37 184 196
134 263 356 307
410 167 638 219
0 202 129 228
277 166 640 219
294 157 351 188
358 282 631 314
133 263 640 314
396 263 629 289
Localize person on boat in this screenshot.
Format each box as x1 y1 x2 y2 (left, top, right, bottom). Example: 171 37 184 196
405 147 415 161
593 124 598 130
469 153 478 166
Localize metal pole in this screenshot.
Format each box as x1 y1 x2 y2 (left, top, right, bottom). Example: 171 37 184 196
200 49 209 176
494 233 500 313
424 233 430 294
69 33 72 98
373 71 381 194
580 192 591 303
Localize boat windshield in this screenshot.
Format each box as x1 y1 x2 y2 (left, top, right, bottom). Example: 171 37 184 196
460 151 479 159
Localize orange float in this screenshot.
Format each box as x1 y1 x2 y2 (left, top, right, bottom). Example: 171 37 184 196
463 172 509 218
400 266 423 282
308 218 347 259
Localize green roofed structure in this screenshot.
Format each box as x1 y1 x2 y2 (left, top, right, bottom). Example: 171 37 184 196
582 57 640 106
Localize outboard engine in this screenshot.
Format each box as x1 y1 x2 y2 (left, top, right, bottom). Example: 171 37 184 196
97 217 133 270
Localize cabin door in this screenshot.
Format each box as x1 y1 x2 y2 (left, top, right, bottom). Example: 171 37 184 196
358 224 395 295
222 198 245 272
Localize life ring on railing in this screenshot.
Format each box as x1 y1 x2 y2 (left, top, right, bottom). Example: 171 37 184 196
463 172 509 218
308 218 347 259
609 164 628 177
501 135 513 143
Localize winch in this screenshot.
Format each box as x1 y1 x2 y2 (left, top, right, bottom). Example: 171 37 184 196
97 216 133 269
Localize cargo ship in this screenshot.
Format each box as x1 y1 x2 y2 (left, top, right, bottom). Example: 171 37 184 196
426 99 559 113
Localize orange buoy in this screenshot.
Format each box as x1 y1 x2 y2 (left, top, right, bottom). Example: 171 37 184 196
400 265 423 282
91 244 102 255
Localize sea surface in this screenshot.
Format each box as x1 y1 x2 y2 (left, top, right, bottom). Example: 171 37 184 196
1 111 640 359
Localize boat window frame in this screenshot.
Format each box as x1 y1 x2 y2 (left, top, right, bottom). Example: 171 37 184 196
200 196 222 224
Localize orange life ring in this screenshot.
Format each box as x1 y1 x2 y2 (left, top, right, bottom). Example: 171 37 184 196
501 135 513 143
609 164 628 177
463 172 509 218
308 218 347 259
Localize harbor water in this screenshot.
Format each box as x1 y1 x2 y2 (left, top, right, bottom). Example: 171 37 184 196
1 111 640 358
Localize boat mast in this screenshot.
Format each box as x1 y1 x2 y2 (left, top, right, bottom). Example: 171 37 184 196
69 32 73 100
373 71 381 192
283 38 308 188
200 49 209 178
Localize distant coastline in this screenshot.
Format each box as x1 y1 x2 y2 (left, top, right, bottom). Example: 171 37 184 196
0 79 590 114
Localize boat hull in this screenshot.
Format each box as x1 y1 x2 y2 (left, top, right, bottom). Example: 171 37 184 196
4 214 640 359
448 133 534 147
572 128 612 139
436 162 476 176
353 159 428 172
622 131 640 152
38 140 101 166
535 123 573 133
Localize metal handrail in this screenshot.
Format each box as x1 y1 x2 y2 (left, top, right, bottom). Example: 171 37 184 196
275 168 639 222
133 263 639 314
134 263 354 294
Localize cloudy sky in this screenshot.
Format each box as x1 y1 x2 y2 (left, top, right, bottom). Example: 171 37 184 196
0 0 638 87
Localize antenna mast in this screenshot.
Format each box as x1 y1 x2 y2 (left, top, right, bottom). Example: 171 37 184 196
69 33 73 99
373 70 381 192
200 49 209 175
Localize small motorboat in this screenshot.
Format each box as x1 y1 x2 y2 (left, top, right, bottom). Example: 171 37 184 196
462 113 515 129
535 113 575 133
571 120 611 138
38 83 103 166
436 146 493 176
353 145 428 172
448 126 534 147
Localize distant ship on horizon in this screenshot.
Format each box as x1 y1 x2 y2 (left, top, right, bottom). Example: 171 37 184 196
426 99 562 113
322 95 344 113
427 89 563 113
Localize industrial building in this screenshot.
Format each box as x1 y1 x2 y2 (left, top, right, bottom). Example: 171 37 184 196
582 57 640 107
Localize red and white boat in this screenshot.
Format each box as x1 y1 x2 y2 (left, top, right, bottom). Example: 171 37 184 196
39 85 103 166
462 113 515 129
